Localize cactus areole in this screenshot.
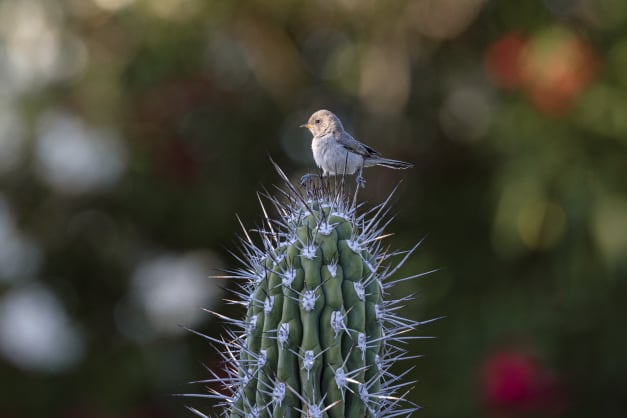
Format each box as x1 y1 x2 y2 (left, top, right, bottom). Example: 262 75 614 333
187 164 436 418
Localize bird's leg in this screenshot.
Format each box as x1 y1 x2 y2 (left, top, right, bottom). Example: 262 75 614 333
321 173 330 189
356 165 366 188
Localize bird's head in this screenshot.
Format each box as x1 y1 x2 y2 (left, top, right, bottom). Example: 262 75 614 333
300 109 343 137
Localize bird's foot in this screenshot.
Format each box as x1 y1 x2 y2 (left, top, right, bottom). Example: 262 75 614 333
300 173 320 187
356 175 366 189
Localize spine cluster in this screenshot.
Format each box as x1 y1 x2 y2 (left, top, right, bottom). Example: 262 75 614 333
187 165 435 418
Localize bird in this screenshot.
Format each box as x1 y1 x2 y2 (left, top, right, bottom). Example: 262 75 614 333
300 109 413 187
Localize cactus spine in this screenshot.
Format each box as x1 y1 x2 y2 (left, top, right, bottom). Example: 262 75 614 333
187 164 436 418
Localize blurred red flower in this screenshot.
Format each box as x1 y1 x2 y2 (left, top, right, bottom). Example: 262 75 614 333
485 32 528 89
480 349 569 418
485 27 597 116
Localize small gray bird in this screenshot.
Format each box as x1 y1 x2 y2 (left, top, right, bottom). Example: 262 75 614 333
300 109 413 187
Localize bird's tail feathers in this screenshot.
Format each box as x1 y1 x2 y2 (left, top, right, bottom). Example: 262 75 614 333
371 158 414 170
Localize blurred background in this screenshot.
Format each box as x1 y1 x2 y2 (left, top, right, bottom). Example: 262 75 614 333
0 0 626 417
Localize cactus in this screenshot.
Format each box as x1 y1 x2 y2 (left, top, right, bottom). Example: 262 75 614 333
185 163 437 418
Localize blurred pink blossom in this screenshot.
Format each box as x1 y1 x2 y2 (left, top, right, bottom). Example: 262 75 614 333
480 348 569 418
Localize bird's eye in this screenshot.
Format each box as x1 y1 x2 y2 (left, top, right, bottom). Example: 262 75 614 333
314 119 321 124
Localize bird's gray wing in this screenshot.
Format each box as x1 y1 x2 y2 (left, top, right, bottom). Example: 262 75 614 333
336 132 380 158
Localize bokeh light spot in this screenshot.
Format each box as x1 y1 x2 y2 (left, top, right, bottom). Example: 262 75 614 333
439 84 494 142
359 41 410 115
322 40 361 94
405 0 486 40
142 0 202 20
35 110 127 195
117 251 224 342
592 194 627 268
0 283 84 372
485 32 528 89
91 0 136 12
516 198 566 251
0 0 87 94
519 26 597 115
233 14 306 104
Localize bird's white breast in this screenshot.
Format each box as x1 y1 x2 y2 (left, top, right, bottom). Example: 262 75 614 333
312 133 363 175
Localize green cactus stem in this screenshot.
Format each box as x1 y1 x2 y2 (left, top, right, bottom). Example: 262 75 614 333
185 163 438 418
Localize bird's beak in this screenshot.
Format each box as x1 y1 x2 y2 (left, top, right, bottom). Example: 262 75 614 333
300 123 313 129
